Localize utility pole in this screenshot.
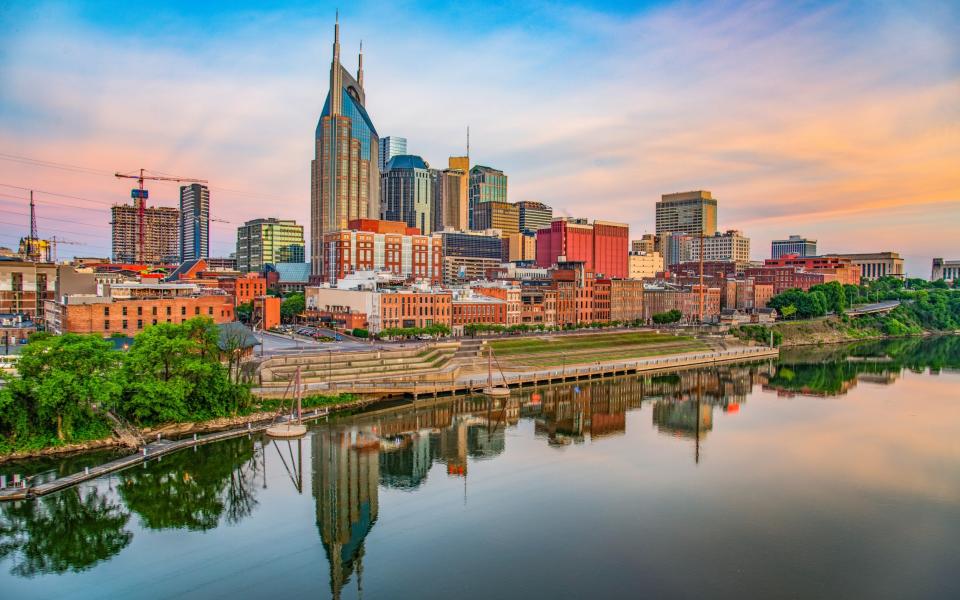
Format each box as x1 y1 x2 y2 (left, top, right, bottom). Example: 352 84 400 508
698 228 705 324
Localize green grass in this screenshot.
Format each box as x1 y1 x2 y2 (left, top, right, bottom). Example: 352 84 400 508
253 393 356 413
489 332 695 356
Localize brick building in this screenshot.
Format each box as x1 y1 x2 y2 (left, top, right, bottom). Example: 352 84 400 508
322 219 442 284
536 218 629 278
643 284 721 323
0 259 56 324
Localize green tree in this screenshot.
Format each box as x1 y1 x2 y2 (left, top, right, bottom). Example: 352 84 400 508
1 334 119 443
280 293 305 323
235 301 253 323
652 309 682 324
810 281 847 314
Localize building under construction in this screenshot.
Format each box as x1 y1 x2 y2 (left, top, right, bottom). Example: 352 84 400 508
111 203 179 264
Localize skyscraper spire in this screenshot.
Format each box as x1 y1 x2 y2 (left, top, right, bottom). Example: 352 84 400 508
357 40 364 88
330 11 343 116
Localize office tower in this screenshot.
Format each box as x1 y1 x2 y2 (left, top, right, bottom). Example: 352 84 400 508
771 235 817 259
381 155 433 235
449 156 469 172
179 183 209 262
111 204 179 264
535 218 629 278
468 166 507 229
378 136 407 172
236 218 305 273
660 232 693 267
655 190 717 236
684 230 751 266
311 18 380 276
516 201 553 234
432 161 469 232
472 200 519 234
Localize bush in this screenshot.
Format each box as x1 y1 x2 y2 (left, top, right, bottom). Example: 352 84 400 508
652 310 682 324
351 328 369 338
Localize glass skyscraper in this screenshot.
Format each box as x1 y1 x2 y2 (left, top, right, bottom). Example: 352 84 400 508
379 136 407 172
468 165 507 230
179 183 209 262
381 155 433 234
311 18 380 276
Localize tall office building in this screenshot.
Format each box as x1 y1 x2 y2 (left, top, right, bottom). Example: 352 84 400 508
381 155 433 234
111 204 179 264
771 235 817 259
516 201 553 234
655 190 717 236
684 230 751 266
379 136 407 172
432 158 469 232
179 183 209 262
311 18 380 276
468 166 507 229
472 200 519 234
236 218 305 273
632 234 657 254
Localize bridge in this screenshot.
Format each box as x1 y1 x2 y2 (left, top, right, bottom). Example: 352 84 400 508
847 300 901 316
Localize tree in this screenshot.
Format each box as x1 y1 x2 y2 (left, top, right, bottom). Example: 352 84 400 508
280 293 305 323
1 334 120 443
235 302 253 324
652 309 682 324
810 281 847 314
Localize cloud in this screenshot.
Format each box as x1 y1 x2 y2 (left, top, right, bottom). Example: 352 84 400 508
0 1 957 275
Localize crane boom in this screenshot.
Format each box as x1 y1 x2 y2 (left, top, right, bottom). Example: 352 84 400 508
114 168 208 263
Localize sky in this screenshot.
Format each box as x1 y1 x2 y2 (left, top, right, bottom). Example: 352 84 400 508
0 0 957 277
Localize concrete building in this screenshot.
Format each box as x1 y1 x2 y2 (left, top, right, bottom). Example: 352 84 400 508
931 258 960 282
660 232 694 267
111 203 179 264
507 232 536 262
628 251 664 279
45 282 234 335
321 219 442 284
311 19 380 276
771 235 816 259
0 259 56 323
631 234 657 254
432 161 469 232
516 201 553 234
381 155 433 234
468 166 507 229
536 218 629 278
684 230 751 267
472 200 519 236
832 252 904 280
442 256 502 286
179 183 210 262
236 218 305 273
655 191 717 236
378 136 407 172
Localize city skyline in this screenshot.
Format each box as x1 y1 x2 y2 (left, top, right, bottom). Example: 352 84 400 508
0 1 957 276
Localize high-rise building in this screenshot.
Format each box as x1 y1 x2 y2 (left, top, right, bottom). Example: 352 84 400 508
655 190 717 236
472 200 519 235
111 204 179 264
771 235 816 259
432 156 470 232
378 136 407 172
628 251 664 279
179 183 209 262
311 18 380 276
516 201 553 234
684 230 751 266
631 234 657 254
468 166 507 229
535 218 629 278
236 218 305 273
381 155 433 235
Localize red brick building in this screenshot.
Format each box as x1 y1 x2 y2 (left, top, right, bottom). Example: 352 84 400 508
321 220 442 284
536 218 629 278
45 295 234 336
643 284 721 322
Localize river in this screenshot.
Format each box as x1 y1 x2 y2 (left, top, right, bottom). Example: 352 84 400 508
1 336 958 599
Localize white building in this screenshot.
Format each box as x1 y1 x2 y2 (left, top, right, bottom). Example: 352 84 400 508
628 251 664 279
683 230 751 266
932 258 960 282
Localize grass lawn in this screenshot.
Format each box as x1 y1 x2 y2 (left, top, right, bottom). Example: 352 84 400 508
511 342 708 367
489 332 697 356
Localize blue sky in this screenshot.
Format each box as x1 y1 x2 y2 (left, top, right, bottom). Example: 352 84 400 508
0 0 958 275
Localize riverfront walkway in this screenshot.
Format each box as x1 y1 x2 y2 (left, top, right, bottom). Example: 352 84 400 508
256 345 779 398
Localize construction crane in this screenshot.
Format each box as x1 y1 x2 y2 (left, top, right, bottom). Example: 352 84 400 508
114 169 207 263
49 236 81 263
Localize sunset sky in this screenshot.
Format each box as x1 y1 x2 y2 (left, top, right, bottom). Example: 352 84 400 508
1 0 957 276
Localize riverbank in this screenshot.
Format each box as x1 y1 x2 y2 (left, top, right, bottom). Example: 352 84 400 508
742 316 956 347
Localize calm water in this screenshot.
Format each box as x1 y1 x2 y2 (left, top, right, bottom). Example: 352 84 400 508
2 337 959 599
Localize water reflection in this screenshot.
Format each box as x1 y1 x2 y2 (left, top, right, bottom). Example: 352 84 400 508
0 337 957 596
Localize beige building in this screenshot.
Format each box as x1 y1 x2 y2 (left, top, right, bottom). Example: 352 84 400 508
656 190 717 236
111 203 179 264
631 234 657 254
434 160 469 232
628 251 664 279
507 233 536 262
932 258 960 282
833 252 904 280
0 259 56 323
684 230 751 267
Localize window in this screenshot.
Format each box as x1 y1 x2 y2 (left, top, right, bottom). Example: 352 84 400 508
137 319 143 329
103 306 110 316
195 307 200 315
152 319 157 325
181 306 186 316
166 306 171 316
208 307 213 315
137 306 143 316
104 320 110 329
122 319 127 329
152 306 157 316
122 306 128 316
